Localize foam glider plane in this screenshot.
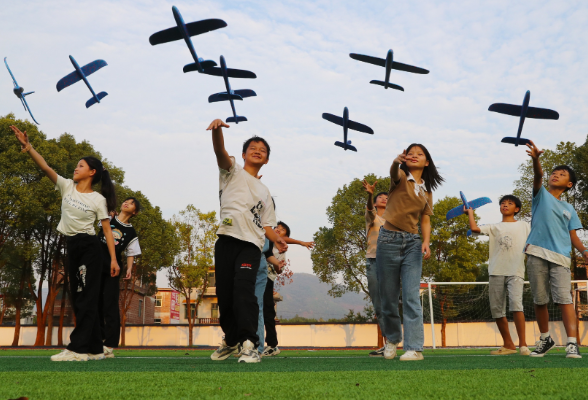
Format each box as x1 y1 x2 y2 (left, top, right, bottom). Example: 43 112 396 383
349 49 429 91
488 90 559 147
322 107 374 152
56 56 108 108
446 191 492 221
4 57 39 124
203 55 256 124
149 6 227 73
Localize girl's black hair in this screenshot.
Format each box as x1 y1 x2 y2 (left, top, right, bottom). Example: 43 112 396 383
81 156 117 213
399 143 444 192
123 197 142 216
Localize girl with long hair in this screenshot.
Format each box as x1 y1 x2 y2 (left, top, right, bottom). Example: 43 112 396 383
11 125 118 362
377 143 444 361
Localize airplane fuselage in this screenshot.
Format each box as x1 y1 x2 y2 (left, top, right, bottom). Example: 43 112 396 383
342 107 349 150
384 49 393 89
516 90 531 146
172 6 201 71
219 56 238 122
69 55 99 103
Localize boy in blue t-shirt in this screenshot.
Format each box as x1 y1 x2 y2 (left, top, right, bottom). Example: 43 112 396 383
525 141 588 358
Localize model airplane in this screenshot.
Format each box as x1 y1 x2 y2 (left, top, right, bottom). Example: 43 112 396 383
488 90 559 147
349 49 429 91
203 56 256 124
446 191 492 221
322 107 374 152
149 6 227 73
4 57 39 124
56 56 108 108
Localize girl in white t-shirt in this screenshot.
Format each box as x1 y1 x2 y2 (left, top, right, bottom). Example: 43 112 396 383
11 125 118 362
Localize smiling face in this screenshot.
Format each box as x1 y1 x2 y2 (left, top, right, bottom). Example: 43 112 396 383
73 159 95 183
499 199 519 217
242 140 269 167
121 199 137 216
405 145 429 171
549 169 573 192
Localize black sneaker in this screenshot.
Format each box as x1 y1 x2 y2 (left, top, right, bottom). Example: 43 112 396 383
530 336 555 357
369 346 385 357
566 342 582 359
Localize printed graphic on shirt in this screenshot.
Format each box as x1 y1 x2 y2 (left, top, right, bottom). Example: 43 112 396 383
111 228 123 245
498 235 513 252
222 218 233 226
563 210 571 220
240 263 252 269
250 200 263 229
77 265 87 292
63 195 92 213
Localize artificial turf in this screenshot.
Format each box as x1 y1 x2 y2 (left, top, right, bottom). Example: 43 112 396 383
1 348 588 399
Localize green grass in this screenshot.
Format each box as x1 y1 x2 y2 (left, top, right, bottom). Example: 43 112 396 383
1 348 588 399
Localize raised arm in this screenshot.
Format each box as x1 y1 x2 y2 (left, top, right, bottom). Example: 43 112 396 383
526 140 544 195
391 150 406 183
465 207 481 233
207 119 232 171
10 125 57 184
362 179 377 217
283 236 315 250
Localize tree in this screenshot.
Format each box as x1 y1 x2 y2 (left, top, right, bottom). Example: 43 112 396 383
311 174 390 299
424 196 489 347
168 205 218 346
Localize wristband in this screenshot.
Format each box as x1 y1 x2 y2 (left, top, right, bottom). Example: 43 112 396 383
583 250 588 254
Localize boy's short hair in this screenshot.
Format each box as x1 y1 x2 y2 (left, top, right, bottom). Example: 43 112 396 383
499 195 521 215
123 197 141 215
374 192 388 203
277 221 291 237
242 136 271 159
552 165 577 192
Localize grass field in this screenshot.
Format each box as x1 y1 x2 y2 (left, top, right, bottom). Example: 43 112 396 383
1 347 588 399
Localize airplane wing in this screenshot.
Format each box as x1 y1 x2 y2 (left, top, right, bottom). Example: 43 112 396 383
149 19 227 45
468 197 492 210
488 103 521 117
501 137 531 146
445 204 465 220
81 60 107 77
21 97 39 124
208 92 243 103
349 53 385 67
322 113 344 127
56 70 82 92
347 120 374 134
199 67 256 78
392 61 429 74
526 107 559 120
233 89 257 98
4 57 18 86
149 26 182 45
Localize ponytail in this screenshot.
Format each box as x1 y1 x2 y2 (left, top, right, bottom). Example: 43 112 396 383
81 156 117 213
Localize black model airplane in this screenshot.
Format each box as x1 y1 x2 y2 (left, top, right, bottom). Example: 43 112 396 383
322 107 374 152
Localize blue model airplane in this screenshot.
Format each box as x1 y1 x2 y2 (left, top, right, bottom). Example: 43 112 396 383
56 56 108 108
349 49 429 91
322 107 374 152
149 6 227 73
202 55 256 124
446 191 492 222
489 90 559 147
4 57 39 124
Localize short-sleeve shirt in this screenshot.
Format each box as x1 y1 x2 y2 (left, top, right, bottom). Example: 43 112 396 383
98 216 141 266
216 157 277 250
475 221 531 278
525 186 583 268
55 175 108 236
265 241 286 282
365 208 385 258
382 170 434 234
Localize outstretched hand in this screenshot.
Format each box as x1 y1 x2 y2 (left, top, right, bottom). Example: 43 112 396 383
10 125 29 149
207 119 230 131
394 150 406 165
301 241 315 250
526 140 544 160
362 179 377 195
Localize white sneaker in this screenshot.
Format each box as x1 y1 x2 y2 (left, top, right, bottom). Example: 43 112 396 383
238 340 261 363
400 350 424 361
51 349 89 362
88 353 105 361
103 346 115 359
211 338 240 361
262 346 281 357
384 342 397 360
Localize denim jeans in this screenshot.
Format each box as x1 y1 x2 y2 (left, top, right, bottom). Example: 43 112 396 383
255 239 270 353
366 258 383 331
376 228 424 351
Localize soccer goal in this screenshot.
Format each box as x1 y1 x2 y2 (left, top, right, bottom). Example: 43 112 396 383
420 280 588 348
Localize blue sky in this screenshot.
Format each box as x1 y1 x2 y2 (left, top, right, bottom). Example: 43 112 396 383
2 0 587 285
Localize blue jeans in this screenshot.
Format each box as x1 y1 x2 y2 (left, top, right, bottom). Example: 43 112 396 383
366 258 383 331
255 239 270 353
376 228 424 351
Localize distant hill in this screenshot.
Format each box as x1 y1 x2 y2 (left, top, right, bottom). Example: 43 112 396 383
275 273 369 320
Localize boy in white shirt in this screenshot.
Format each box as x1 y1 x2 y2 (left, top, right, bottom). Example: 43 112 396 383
467 195 531 355
207 119 287 364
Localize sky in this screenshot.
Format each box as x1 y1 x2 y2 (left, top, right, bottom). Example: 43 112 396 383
2 0 588 288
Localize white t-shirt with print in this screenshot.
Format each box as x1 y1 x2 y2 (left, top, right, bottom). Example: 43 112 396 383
217 157 277 250
55 175 109 236
475 221 531 278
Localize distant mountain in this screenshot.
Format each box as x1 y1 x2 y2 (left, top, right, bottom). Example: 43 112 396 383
275 273 369 320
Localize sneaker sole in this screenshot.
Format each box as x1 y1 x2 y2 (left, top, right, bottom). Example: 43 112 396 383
105 354 115 359
369 353 384 357
211 350 239 361
383 354 396 360
529 353 546 357
238 358 261 363
566 354 582 359
400 357 424 361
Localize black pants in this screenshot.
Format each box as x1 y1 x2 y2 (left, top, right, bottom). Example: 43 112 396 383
66 234 104 355
215 235 261 346
263 278 278 347
99 251 121 348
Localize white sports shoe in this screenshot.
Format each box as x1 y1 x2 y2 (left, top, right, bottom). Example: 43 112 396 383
51 349 89 362
88 352 105 361
104 346 115 359
384 342 397 360
211 338 240 361
238 340 261 363
400 350 424 361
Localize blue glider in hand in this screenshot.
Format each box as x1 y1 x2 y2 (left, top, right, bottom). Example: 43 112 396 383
202 55 256 124
489 90 559 147
56 56 108 108
4 57 39 124
350 49 429 91
446 191 492 221
149 6 227 74
322 107 374 152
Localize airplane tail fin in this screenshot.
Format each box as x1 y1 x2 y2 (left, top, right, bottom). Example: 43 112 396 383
86 92 108 108
370 80 404 91
208 93 243 103
501 137 530 147
183 60 217 73
23 91 35 97
226 116 247 124
334 141 357 152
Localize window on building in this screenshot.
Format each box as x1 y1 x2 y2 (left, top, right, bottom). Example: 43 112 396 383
138 300 143 318
211 303 218 319
184 303 197 320
208 271 216 287
155 295 162 307
154 318 161 324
